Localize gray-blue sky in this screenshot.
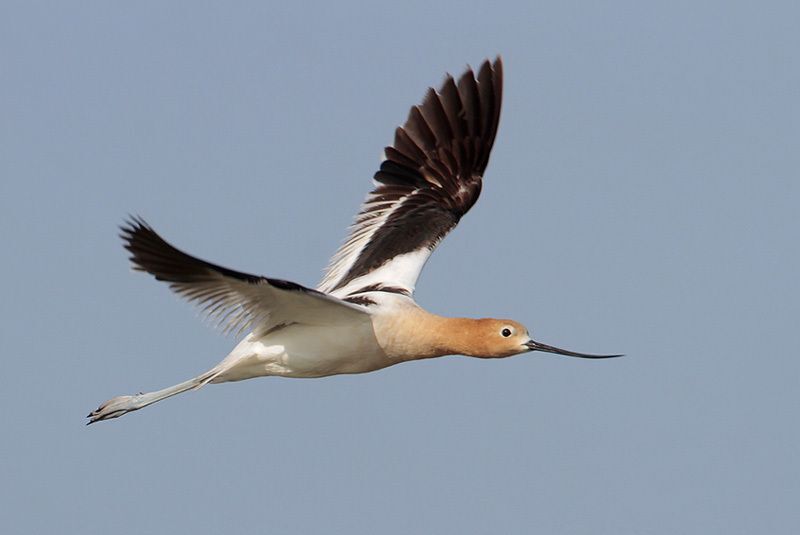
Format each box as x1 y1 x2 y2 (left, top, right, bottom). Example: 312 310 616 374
2 1 798 533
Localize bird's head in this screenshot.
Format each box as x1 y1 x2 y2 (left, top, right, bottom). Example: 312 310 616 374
468 318 622 360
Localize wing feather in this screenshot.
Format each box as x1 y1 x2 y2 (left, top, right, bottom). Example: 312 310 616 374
121 217 368 336
319 57 503 297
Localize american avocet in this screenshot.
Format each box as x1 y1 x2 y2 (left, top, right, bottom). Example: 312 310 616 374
88 57 620 424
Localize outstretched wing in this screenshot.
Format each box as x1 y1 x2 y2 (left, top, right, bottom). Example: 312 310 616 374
318 57 503 299
121 217 369 336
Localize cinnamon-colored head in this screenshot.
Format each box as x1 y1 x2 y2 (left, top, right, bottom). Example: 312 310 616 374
442 317 622 360
452 318 531 358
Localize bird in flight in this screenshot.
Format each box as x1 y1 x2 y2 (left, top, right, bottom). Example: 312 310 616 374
88 57 620 424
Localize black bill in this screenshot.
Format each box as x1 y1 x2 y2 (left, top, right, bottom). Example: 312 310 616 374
525 339 623 359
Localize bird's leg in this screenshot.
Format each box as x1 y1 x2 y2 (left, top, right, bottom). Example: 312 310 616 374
87 370 216 425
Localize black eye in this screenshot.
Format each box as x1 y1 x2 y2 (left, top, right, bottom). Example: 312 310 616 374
501 328 512 337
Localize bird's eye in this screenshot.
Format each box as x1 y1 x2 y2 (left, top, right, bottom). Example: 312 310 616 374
501 328 512 337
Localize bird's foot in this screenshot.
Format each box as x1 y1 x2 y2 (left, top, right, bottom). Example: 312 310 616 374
86 394 143 425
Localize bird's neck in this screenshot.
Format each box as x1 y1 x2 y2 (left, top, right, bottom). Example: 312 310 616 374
374 308 491 360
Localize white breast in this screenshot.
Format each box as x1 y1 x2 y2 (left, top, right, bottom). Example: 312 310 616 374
209 318 394 381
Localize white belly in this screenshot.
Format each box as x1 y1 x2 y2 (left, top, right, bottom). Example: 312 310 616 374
210 320 394 381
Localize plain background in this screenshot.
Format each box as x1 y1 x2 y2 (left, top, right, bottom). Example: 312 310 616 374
2 1 798 533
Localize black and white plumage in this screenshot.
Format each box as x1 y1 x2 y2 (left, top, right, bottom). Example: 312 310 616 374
319 58 503 299
120 217 369 337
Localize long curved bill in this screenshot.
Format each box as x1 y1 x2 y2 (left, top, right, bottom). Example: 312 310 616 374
525 339 623 359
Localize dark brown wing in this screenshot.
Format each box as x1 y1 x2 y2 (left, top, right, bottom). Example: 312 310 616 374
319 57 503 297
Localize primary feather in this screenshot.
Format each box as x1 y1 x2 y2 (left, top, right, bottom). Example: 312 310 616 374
319 57 503 299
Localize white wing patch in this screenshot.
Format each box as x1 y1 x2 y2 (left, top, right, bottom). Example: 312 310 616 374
317 189 415 294
326 248 432 299
201 280 369 337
